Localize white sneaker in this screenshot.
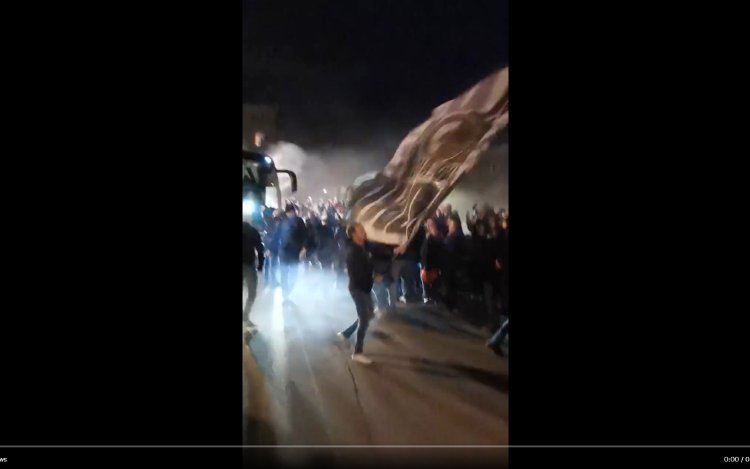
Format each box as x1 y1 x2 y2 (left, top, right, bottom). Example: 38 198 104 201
351 353 373 365
398 296 407 303
337 332 348 341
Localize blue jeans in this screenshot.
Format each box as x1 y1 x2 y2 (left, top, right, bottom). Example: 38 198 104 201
264 254 279 285
341 289 374 354
488 318 509 347
242 264 258 321
390 259 419 302
279 259 299 299
373 279 392 311
483 280 499 329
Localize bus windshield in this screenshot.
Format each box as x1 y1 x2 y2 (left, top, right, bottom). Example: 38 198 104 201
243 160 281 209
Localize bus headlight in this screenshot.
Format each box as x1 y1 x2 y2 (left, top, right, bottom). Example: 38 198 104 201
242 199 256 215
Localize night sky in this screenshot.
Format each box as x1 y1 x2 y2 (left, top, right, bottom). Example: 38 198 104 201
243 0 508 147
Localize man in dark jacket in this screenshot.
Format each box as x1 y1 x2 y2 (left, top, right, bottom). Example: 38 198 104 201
487 219 509 356
243 221 265 333
435 204 452 238
337 223 376 365
315 216 336 270
442 214 465 311
496 219 509 318
390 225 425 304
368 241 394 315
421 218 444 304
272 203 307 300
303 216 319 270
471 220 501 330
332 219 349 286
434 209 448 238
326 204 338 225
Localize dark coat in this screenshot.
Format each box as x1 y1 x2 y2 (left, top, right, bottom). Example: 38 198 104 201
273 215 307 262
421 235 444 271
242 222 265 269
346 241 374 293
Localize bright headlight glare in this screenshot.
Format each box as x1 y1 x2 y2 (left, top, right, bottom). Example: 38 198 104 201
242 199 256 215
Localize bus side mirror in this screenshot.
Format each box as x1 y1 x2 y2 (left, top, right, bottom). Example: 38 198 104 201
277 169 298 193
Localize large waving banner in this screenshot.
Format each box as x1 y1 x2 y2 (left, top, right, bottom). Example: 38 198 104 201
348 68 509 246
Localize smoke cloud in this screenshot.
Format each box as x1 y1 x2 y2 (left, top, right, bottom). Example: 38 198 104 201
267 141 393 203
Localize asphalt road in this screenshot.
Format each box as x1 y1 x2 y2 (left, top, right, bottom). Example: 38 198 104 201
243 266 508 467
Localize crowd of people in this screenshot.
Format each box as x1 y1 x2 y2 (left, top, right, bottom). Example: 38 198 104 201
258 197 349 290
370 202 510 356
242 195 509 358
